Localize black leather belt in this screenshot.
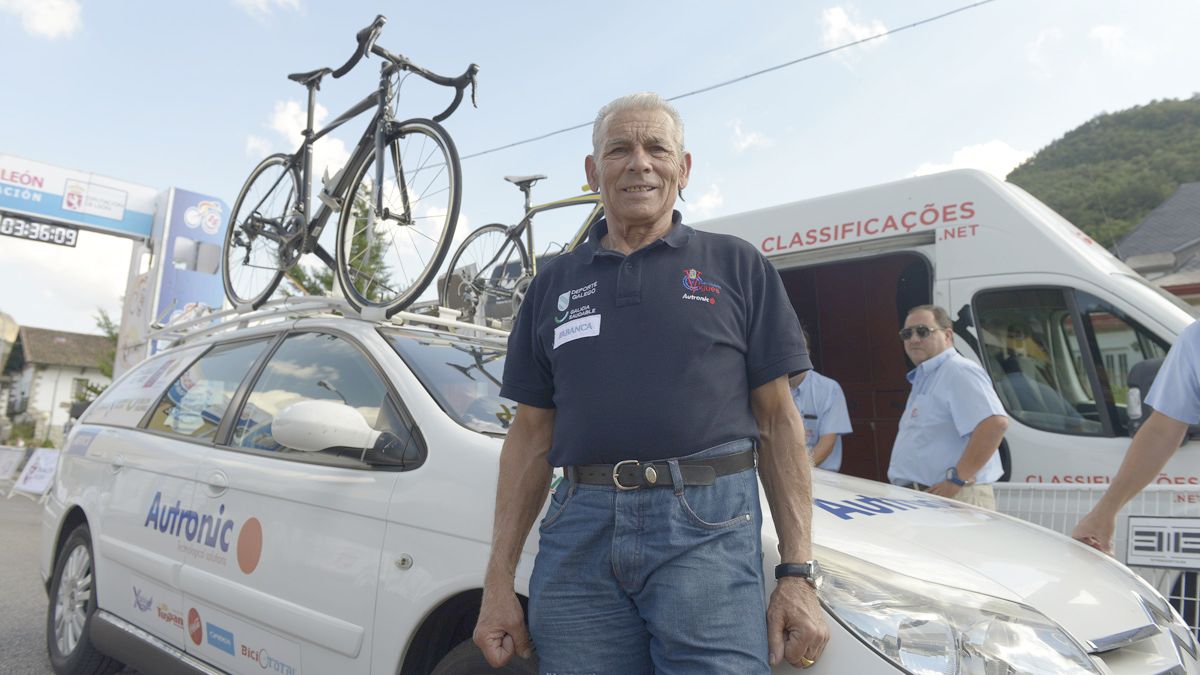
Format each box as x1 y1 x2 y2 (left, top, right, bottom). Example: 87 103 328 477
571 448 756 490
892 480 931 491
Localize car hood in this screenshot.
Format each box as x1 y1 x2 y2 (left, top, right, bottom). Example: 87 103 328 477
782 471 1160 647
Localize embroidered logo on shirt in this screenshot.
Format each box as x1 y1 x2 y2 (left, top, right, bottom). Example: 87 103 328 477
554 315 601 349
555 281 600 323
681 268 721 305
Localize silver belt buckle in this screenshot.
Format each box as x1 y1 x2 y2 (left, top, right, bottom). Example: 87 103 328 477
612 459 639 490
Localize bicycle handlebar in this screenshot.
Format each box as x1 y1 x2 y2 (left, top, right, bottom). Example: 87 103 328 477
332 15 387 79
328 15 479 122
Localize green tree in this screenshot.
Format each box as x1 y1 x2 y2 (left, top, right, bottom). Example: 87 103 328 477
78 308 119 402
1007 95 1200 249
284 185 391 302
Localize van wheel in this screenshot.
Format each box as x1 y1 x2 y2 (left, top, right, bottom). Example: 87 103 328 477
431 639 538 675
46 524 122 675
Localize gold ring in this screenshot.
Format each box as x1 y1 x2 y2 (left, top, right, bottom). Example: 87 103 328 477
799 655 815 668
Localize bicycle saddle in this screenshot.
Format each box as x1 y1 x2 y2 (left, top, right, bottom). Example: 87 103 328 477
288 68 333 88
504 174 546 190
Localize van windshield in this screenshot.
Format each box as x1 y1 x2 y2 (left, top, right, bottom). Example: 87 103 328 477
382 331 514 435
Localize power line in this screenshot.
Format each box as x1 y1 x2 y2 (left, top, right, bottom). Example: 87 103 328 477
460 0 999 161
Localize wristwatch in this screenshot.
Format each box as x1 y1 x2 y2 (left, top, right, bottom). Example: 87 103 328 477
946 466 975 487
775 560 822 588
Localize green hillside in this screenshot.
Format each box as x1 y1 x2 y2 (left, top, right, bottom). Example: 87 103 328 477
1006 95 1200 249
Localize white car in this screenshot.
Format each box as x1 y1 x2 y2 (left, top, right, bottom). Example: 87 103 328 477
41 301 1200 674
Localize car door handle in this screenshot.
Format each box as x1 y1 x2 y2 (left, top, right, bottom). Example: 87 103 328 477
204 470 229 497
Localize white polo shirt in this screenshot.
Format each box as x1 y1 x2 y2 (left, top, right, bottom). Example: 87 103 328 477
791 370 852 472
1146 321 1200 425
888 349 1006 486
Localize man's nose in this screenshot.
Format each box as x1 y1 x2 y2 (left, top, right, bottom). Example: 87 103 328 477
626 146 653 171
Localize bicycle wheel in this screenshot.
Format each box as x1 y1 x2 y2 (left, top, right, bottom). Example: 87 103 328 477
441 223 530 326
222 154 300 308
336 118 461 315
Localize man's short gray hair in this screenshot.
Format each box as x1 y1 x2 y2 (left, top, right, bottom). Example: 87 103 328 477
591 92 686 159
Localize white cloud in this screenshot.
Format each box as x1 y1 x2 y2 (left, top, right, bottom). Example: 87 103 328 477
0 232 132 333
245 135 273 159
728 119 772 153
1026 27 1062 79
0 0 81 39
232 0 300 19
911 140 1032 180
820 6 887 61
683 183 723 221
264 100 351 192
1089 24 1150 64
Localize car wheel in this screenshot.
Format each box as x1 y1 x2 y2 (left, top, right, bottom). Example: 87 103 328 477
430 639 538 675
46 524 122 675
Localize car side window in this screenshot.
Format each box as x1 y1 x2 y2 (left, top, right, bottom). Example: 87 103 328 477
232 332 422 468
975 288 1103 435
144 339 271 440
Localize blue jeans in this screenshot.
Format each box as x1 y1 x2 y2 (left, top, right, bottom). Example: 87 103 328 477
529 438 768 675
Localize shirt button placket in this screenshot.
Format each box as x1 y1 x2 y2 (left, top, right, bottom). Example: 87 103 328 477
616 257 641 306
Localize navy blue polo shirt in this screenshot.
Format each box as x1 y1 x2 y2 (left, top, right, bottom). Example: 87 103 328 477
501 211 810 466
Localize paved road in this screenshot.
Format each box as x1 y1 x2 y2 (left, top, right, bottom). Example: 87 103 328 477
0 496 136 675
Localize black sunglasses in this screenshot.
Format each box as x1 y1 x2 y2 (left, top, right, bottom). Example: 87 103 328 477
899 325 941 341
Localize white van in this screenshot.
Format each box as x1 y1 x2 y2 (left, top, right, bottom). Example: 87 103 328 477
697 169 1200 623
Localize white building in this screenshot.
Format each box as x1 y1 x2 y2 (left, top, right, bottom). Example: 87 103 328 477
3 326 112 446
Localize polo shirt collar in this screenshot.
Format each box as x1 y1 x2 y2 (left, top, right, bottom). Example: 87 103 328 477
577 210 692 264
906 347 955 384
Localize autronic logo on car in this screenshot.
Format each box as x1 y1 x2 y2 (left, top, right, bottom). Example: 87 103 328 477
241 644 296 675
143 491 263 573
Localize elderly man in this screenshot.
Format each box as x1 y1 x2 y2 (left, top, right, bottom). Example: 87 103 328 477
888 305 1008 508
1073 320 1200 553
473 92 829 673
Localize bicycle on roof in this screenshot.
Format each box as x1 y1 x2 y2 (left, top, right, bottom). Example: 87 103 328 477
440 174 603 327
222 14 479 317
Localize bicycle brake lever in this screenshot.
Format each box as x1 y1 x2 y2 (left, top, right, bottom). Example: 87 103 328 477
469 64 480 108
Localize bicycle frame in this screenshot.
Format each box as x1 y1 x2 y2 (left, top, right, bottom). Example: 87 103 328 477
510 192 604 276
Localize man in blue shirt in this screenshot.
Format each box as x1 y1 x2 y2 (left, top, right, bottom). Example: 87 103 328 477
473 93 829 673
789 330 852 472
888 304 1009 508
1074 320 1200 553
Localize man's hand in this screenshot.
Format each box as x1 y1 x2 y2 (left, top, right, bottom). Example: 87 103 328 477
1072 510 1116 555
473 587 533 667
767 578 830 669
926 480 962 498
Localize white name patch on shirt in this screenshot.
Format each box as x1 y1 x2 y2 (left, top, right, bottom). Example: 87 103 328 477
554 314 601 349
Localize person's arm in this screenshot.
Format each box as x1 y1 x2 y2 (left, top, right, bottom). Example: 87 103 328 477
1072 411 1190 553
473 404 556 667
810 433 837 468
753 375 830 668
928 415 1008 498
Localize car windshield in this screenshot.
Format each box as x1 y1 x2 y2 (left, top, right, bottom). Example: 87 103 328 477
382 331 514 435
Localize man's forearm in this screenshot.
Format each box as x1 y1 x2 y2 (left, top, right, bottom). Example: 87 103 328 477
1093 412 1189 516
754 378 813 563
957 415 1007 479
484 411 555 589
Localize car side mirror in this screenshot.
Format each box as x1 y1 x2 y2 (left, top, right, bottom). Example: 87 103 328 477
272 399 381 453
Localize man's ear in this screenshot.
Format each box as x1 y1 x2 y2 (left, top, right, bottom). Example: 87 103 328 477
585 155 599 192
678 151 693 190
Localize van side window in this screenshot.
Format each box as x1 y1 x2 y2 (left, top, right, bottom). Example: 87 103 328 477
232 332 422 467
1072 291 1169 435
144 339 271 439
975 289 1103 435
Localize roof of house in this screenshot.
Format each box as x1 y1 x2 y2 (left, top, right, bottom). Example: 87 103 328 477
15 326 112 370
1118 182 1200 258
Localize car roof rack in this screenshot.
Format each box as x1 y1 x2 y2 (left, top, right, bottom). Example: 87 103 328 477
145 295 510 347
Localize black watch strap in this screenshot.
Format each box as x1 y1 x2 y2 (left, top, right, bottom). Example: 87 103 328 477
774 561 819 583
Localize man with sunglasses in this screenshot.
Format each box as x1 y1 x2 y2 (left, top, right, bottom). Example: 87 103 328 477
888 305 1009 508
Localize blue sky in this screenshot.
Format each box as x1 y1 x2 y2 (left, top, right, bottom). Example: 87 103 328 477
2 0 1198 333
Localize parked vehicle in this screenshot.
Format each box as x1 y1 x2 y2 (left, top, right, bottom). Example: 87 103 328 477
696 168 1200 626
41 297 1198 674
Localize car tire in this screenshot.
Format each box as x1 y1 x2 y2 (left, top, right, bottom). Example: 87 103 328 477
430 639 538 675
46 524 122 675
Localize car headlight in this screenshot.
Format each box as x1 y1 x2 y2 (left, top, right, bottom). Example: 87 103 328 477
817 547 1100 674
